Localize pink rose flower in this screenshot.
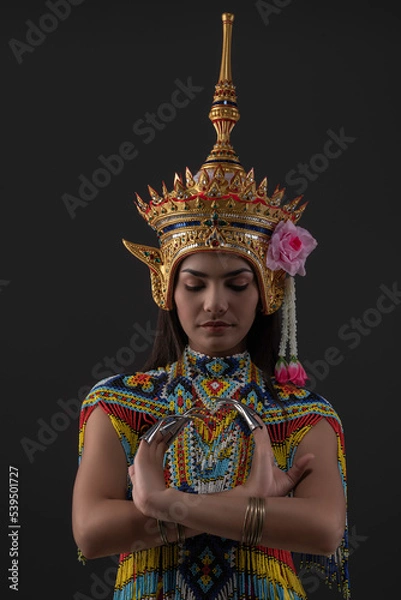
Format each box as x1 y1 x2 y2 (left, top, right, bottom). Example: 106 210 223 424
287 357 308 386
274 356 289 383
266 220 317 276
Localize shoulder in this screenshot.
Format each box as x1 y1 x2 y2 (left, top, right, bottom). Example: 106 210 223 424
93 367 169 391
272 380 343 425
82 366 171 410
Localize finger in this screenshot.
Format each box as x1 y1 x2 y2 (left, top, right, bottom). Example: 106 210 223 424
251 412 265 430
145 425 176 448
139 430 166 450
252 422 274 460
140 433 169 468
286 453 315 486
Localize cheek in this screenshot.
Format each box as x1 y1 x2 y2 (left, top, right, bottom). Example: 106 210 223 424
174 289 195 322
239 287 259 314
174 289 184 316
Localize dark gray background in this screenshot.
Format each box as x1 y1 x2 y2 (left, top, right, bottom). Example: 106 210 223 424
1 0 400 598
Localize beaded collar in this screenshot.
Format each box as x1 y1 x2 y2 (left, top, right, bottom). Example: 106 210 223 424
182 344 252 380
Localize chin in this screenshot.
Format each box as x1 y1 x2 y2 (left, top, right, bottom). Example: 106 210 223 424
191 333 246 356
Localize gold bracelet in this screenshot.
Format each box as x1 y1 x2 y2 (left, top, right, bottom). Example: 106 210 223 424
158 520 185 545
157 519 170 545
254 497 265 546
241 498 253 544
241 497 265 546
176 523 185 544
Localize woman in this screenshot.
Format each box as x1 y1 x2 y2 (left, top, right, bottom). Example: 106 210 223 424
72 13 350 600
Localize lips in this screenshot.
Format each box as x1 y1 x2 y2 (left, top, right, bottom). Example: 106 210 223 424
201 321 231 328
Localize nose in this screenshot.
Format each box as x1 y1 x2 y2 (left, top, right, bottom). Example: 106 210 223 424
203 284 228 315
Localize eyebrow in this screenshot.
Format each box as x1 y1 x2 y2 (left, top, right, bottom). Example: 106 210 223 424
180 268 254 278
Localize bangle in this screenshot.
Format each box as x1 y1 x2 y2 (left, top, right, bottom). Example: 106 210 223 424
241 497 265 546
176 523 185 544
158 520 186 545
157 519 170 545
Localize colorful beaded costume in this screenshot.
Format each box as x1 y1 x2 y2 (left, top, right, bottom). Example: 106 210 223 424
78 346 350 599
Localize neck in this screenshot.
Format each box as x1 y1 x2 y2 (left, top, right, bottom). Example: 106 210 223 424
187 344 249 360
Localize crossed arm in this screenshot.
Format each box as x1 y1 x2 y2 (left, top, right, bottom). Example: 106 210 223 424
72 406 346 560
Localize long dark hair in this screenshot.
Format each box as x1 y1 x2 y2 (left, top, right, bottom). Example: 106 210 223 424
141 306 282 403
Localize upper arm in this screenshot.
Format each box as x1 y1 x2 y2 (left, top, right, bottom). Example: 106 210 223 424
293 418 346 520
72 407 128 532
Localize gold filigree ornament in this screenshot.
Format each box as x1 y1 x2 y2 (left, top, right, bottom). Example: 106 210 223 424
122 13 307 315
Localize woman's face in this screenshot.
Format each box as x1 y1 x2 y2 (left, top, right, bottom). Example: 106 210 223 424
174 252 260 356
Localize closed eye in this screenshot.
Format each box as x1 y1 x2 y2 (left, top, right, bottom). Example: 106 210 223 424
228 284 249 292
184 284 249 292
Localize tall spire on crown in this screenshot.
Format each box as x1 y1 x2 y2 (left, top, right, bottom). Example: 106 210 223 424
201 13 245 179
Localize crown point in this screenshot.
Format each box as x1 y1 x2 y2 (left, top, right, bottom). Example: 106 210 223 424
245 168 255 183
285 194 304 213
257 177 268 198
148 185 162 203
292 201 308 222
240 180 256 201
208 182 221 197
161 181 169 198
228 171 243 192
214 166 225 181
198 170 210 190
135 193 148 212
174 172 183 185
173 173 187 198
271 185 285 206
185 167 195 188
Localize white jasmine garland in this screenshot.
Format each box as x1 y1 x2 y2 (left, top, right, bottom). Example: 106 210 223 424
278 279 290 357
287 276 298 359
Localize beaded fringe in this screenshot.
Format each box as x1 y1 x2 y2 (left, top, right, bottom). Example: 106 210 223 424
110 544 309 600
298 538 351 600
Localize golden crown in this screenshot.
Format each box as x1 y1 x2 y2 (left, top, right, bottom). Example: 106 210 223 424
123 13 307 315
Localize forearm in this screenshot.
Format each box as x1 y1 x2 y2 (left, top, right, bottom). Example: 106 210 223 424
258 495 344 554
151 488 344 556
72 497 201 559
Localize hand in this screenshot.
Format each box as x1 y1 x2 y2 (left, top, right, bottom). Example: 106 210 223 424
234 417 314 498
128 433 170 518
